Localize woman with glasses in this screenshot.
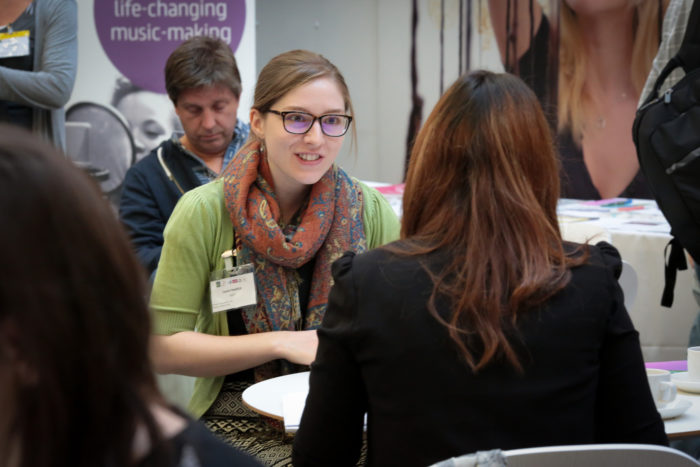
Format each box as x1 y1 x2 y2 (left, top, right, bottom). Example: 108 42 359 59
292 71 667 466
149 49 399 464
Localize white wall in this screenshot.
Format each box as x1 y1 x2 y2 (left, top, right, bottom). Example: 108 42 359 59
74 0 504 184
256 0 502 184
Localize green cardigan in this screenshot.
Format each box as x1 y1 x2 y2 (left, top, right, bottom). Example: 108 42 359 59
150 177 400 417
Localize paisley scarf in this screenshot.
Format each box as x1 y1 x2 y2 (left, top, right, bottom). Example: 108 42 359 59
222 140 367 379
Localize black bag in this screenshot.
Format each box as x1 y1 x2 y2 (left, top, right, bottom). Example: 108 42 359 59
632 0 700 307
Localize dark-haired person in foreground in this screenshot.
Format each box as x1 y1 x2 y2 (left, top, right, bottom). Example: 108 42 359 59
0 124 261 467
293 71 668 467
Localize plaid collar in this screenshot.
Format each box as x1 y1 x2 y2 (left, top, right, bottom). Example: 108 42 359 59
171 119 250 184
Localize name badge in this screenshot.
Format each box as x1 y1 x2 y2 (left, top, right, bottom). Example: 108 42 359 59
0 30 30 58
210 263 257 313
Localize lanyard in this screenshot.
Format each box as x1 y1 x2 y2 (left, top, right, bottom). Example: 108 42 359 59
223 229 244 271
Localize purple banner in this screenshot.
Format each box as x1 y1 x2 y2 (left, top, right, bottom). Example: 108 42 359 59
95 0 246 93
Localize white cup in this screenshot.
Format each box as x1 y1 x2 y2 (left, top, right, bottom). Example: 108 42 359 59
688 346 700 381
646 368 677 409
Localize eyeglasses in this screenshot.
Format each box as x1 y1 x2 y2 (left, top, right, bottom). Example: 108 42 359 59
268 110 352 137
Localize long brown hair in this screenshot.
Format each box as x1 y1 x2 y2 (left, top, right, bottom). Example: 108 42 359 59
399 70 585 371
0 125 168 467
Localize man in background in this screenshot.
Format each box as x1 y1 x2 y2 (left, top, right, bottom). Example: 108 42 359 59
119 35 249 279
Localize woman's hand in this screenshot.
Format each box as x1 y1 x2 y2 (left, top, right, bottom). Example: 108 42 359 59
150 329 319 377
277 330 319 365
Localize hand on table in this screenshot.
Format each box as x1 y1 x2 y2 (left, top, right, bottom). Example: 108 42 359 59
278 329 318 365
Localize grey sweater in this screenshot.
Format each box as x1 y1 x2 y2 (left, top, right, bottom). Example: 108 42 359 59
0 0 77 150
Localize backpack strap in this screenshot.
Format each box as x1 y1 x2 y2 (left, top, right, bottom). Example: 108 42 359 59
646 1 700 103
662 237 688 307
676 0 700 71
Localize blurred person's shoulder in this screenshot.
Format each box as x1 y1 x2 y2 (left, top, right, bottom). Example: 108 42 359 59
139 417 263 466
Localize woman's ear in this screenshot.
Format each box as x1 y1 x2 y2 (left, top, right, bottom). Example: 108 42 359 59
250 108 265 140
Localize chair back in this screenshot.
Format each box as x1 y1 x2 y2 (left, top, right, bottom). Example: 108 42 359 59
430 444 699 467
505 443 699 467
619 259 638 310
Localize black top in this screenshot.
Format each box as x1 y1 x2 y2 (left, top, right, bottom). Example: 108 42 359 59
518 16 652 200
138 416 262 466
119 139 204 274
292 242 668 467
0 4 35 129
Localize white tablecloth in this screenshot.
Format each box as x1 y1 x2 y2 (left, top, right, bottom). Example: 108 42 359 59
155 195 699 408
558 198 696 362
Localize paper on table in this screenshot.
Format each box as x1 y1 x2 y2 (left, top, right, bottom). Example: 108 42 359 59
645 360 688 372
583 198 629 207
361 181 404 218
282 391 369 433
282 391 307 433
558 200 671 236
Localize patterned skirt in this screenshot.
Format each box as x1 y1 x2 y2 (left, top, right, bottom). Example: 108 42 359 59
202 380 368 466
201 380 294 466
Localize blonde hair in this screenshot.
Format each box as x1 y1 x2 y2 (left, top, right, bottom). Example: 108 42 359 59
558 0 665 142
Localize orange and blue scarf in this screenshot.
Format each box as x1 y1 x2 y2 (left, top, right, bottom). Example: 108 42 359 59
222 140 367 379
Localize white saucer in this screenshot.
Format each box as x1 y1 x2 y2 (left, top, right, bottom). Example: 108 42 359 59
671 372 700 393
658 398 692 420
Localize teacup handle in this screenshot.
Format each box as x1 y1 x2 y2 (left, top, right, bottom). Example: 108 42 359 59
659 381 677 403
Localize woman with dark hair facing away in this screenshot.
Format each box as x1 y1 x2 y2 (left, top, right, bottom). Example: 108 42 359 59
149 49 399 463
292 71 668 467
0 124 261 467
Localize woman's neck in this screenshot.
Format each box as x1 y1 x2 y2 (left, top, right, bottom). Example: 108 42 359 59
579 7 636 97
265 157 311 225
278 187 309 225
179 135 225 174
